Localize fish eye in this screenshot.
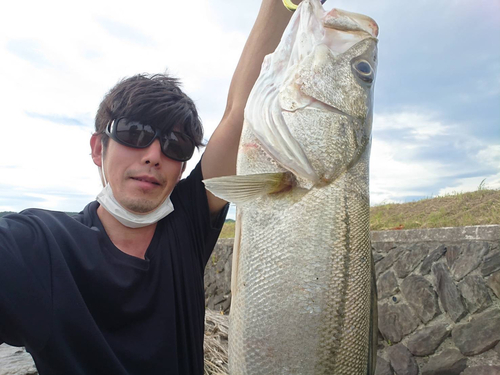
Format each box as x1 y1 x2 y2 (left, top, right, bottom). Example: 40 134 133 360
353 60 374 83
356 61 371 74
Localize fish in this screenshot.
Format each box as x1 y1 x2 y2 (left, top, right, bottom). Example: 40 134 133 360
204 0 379 373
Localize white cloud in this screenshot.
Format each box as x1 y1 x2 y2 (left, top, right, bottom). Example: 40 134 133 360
476 144 500 168
374 111 450 141
370 138 444 205
0 115 100 201
0 0 498 215
0 0 253 212
369 109 499 205
20 192 72 211
369 111 451 204
437 145 500 196
438 173 500 197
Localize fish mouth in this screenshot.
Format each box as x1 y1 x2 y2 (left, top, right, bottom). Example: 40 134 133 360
308 99 352 118
282 94 353 119
323 8 379 38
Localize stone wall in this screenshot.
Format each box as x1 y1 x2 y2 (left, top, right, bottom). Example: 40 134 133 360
204 238 234 313
204 225 500 374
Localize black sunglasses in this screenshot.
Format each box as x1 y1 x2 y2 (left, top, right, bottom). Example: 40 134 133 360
105 118 195 162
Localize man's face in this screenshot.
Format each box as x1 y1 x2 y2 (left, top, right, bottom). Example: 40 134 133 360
95 136 184 214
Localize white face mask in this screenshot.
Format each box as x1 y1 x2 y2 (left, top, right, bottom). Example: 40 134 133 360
96 152 174 228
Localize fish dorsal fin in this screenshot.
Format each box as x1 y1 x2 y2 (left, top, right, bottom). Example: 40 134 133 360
203 172 294 204
244 0 325 184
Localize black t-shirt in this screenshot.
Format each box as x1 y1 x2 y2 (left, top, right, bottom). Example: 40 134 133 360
0 162 228 375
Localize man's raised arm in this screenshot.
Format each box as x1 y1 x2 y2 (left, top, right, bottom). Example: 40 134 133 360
201 0 299 214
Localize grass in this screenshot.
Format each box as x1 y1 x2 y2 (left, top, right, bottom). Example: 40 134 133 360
370 188 500 231
219 189 500 237
219 221 236 239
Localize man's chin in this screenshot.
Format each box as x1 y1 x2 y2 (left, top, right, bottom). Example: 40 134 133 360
121 199 161 215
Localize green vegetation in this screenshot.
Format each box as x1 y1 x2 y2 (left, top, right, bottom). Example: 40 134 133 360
370 188 499 231
220 221 236 239
219 189 500 238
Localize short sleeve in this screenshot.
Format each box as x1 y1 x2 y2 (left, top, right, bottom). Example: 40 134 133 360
170 159 229 266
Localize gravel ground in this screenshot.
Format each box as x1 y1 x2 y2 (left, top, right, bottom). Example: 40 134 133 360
0 344 37 375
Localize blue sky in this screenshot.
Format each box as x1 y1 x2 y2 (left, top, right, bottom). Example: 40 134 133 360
0 0 498 220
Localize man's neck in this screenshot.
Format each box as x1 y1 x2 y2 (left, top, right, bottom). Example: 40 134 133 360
97 205 157 259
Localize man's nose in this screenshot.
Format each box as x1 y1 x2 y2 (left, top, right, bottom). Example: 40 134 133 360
142 139 162 166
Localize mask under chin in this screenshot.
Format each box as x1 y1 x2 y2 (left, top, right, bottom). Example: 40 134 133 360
96 183 174 228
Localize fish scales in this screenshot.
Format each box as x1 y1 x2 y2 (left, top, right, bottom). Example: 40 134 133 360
230 141 372 374
204 0 378 373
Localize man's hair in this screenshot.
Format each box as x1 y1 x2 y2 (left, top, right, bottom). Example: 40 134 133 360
95 73 204 149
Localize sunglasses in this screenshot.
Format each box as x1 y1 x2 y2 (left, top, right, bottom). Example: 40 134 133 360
105 118 195 162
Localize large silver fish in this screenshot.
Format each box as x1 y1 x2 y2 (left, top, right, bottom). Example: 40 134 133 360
205 0 379 373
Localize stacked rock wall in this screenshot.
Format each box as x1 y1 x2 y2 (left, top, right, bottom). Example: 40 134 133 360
204 238 234 313
372 225 500 375
204 225 500 374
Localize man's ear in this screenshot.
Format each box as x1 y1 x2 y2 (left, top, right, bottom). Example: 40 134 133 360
90 134 103 167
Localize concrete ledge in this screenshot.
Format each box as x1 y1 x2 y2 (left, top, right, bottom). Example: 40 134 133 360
370 225 500 243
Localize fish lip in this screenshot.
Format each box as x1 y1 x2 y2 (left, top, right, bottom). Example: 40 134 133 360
131 175 161 186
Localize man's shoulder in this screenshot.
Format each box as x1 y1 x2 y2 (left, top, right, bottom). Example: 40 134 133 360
1 208 69 226
19 207 73 218
17 207 80 223
0 203 101 263
2 202 97 231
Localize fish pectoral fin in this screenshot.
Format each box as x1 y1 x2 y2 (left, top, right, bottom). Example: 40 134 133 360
203 172 295 204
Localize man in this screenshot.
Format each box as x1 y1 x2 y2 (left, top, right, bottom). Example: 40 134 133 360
0 0 297 374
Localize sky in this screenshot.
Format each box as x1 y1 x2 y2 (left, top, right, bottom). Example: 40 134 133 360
0 0 499 220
